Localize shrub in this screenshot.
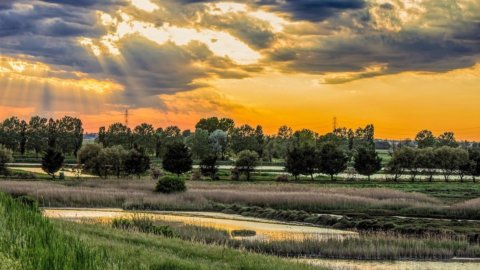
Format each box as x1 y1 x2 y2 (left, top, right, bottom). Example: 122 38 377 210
150 166 164 180
155 176 187 194
190 169 202 181
231 230 256 237
41 148 64 178
0 145 13 175
275 174 289 182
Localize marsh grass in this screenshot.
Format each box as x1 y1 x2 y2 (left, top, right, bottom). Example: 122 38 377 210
0 193 115 270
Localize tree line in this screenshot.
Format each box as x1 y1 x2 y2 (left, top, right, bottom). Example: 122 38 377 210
0 116 83 156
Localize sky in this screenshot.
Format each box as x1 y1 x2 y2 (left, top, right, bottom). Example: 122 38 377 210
0 0 479 139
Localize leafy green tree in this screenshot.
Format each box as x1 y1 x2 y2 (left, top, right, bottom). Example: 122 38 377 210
162 142 192 177
187 129 210 159
27 116 48 156
125 148 151 178
285 146 305 181
468 148 480 182
417 147 437 182
77 144 103 177
209 129 227 159
302 145 318 181
235 150 259 181
195 117 235 133
392 147 421 181
0 116 22 152
56 116 83 156
434 146 467 182
98 145 128 178
132 123 155 155
415 130 436 148
199 154 218 180
104 123 132 149
289 129 317 149
0 145 13 175
318 142 348 181
230 124 263 155
42 148 64 179
47 118 58 149
353 147 382 181
353 124 375 150
437 132 458 148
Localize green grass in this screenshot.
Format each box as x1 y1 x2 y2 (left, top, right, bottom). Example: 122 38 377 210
57 221 321 270
0 192 322 270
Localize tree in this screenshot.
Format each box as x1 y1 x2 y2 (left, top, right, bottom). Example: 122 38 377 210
98 145 129 178
302 145 318 181
468 148 480 182
353 124 375 150
417 147 436 182
353 147 382 181
77 144 103 177
200 155 218 180
235 150 259 181
230 124 263 155
437 132 458 148
0 116 23 152
27 116 48 156
124 148 151 178
155 176 186 194
104 123 132 149
209 129 228 159
56 116 84 156
0 145 13 175
434 146 467 182
187 129 210 159
162 142 192 177
318 142 348 181
392 147 421 181
42 148 64 179
195 117 234 133
415 130 436 148
132 123 156 155
285 146 305 181
47 118 58 149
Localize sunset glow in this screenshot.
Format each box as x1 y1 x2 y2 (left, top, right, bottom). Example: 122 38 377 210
1 0 479 139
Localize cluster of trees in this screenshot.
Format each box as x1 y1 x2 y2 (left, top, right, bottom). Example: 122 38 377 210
387 146 480 182
0 116 83 156
77 144 150 178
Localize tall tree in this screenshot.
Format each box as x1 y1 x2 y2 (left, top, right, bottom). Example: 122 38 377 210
230 124 263 155
124 147 151 178
209 129 228 159
27 116 48 156
132 123 156 155
42 148 64 179
285 146 305 181
434 146 467 182
104 123 132 149
57 116 83 156
234 150 259 181
353 147 382 181
415 130 436 148
437 132 458 148
162 142 192 177
0 116 22 152
187 129 210 159
318 142 348 181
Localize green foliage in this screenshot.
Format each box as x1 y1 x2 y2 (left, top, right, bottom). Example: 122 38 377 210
199 154 218 180
187 128 211 159
415 130 436 148
77 144 103 176
56 116 84 156
124 148 150 177
318 142 348 181
435 146 468 181
155 176 187 193
235 150 259 181
103 123 132 149
132 123 156 155
195 117 235 133
98 145 129 178
230 124 264 155
0 145 13 175
353 147 382 180
437 132 458 148
162 142 192 176
41 148 64 178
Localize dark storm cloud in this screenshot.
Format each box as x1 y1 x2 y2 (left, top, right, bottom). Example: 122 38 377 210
257 0 366 22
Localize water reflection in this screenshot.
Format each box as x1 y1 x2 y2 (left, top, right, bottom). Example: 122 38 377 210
43 208 356 241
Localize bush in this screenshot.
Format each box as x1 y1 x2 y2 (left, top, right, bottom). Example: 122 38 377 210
190 169 202 181
0 145 13 175
150 167 164 180
275 174 289 182
155 176 187 194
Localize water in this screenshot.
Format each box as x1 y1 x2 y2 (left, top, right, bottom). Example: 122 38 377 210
43 208 356 241
301 258 480 270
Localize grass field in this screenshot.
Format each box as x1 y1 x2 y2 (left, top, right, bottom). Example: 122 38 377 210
0 192 322 270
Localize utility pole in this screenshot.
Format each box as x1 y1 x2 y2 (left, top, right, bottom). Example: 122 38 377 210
125 109 129 127
333 116 337 131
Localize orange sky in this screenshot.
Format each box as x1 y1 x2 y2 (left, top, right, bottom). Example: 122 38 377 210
1 0 480 140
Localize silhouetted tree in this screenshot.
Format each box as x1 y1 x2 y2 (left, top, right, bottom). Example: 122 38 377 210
235 150 259 181
162 142 192 177
318 142 348 181
415 130 436 148
42 148 64 179
199 154 218 180
353 147 382 181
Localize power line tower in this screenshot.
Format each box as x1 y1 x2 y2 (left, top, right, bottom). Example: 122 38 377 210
125 109 129 127
333 117 337 131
